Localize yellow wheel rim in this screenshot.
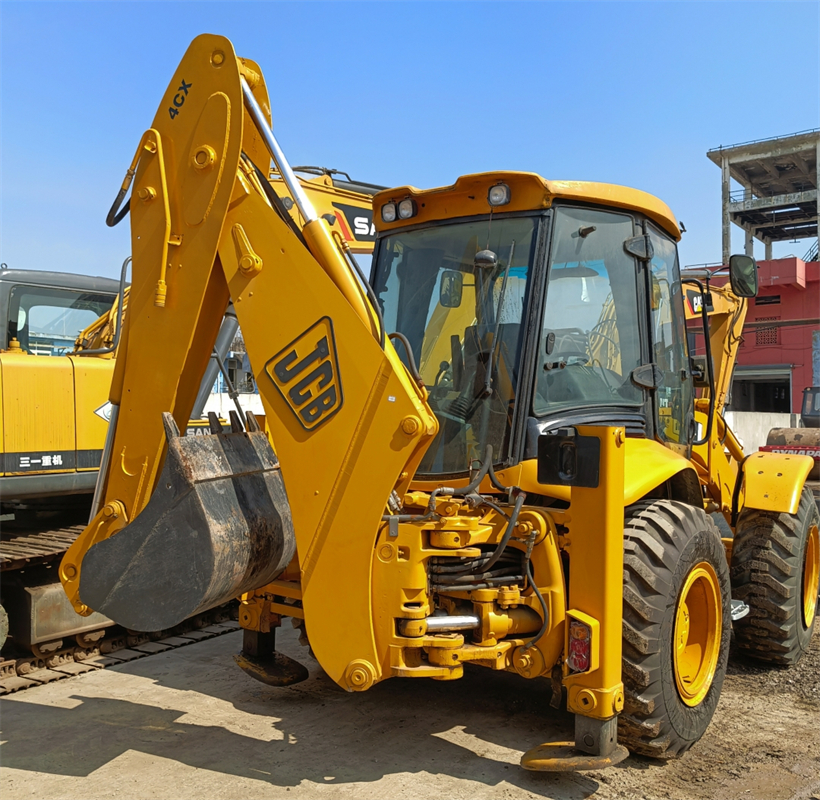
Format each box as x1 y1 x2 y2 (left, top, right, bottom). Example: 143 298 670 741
803 524 819 628
673 562 722 707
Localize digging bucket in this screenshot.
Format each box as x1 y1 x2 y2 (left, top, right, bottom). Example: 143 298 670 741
80 411 295 631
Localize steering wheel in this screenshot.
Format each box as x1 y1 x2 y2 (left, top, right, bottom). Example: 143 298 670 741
550 327 591 362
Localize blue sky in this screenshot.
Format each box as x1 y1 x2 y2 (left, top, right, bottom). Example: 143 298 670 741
1 1 818 279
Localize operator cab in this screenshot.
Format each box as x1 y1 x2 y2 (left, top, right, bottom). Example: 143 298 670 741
0 268 118 355
371 173 692 478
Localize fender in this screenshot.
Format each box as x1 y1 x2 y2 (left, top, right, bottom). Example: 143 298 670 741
738 451 813 517
509 437 701 508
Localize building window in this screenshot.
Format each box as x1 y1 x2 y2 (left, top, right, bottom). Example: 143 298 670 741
755 295 780 306
755 317 779 346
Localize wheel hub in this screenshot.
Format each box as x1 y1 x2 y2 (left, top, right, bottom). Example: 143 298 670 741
803 524 819 628
673 562 722 707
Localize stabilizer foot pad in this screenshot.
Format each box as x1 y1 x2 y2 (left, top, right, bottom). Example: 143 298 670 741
234 651 309 687
521 741 629 772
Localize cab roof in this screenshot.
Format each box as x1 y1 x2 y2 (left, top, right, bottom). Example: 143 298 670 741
372 171 680 240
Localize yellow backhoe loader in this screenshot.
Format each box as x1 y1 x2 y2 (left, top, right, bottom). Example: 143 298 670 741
61 34 818 770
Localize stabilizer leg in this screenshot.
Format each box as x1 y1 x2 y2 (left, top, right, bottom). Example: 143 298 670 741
234 628 309 687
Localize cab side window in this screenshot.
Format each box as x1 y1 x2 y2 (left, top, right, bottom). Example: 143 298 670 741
7 286 114 355
647 225 692 445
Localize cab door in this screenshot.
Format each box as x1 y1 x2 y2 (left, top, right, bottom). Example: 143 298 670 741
644 223 693 455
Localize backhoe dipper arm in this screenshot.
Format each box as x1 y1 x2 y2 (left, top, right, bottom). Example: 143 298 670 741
684 275 811 518
684 282 747 414
60 34 437 690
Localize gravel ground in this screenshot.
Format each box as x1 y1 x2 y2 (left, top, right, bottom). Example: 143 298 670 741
1 624 818 800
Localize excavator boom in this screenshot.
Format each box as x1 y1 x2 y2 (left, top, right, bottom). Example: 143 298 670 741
61 34 436 689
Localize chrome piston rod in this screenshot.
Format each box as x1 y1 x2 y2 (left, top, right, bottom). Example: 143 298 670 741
425 615 480 632
240 77 318 224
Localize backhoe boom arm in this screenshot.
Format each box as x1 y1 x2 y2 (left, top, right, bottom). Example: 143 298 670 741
60 34 437 689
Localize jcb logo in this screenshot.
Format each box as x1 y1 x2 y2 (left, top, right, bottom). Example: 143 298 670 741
264 317 343 431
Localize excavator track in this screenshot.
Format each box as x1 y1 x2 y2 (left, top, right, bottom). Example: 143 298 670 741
1 524 85 571
0 519 239 694
0 603 239 695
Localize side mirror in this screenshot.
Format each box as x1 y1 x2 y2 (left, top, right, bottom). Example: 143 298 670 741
729 254 758 298
439 270 463 308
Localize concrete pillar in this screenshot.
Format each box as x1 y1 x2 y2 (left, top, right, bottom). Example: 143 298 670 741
722 157 731 264
765 238 773 260
816 140 820 255
744 185 754 256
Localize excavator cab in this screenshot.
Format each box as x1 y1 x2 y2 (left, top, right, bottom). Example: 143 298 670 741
801 386 820 428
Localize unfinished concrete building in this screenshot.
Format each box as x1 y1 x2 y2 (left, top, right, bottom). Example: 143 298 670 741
708 129 819 263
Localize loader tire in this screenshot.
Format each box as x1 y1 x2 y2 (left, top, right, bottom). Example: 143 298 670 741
731 487 820 665
619 500 731 759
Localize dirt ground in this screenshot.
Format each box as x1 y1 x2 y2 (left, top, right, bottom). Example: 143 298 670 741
1 624 818 800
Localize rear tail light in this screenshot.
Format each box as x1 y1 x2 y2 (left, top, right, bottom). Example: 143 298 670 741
567 617 592 673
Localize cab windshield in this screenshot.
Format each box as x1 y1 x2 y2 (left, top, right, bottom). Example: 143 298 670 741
373 216 538 474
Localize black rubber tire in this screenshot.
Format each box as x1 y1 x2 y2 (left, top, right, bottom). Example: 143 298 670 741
731 486 820 665
0 603 8 651
619 500 732 759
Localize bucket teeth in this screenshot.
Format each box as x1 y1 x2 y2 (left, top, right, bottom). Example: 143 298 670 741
246 410 261 432
79 411 295 631
207 411 222 434
229 409 244 432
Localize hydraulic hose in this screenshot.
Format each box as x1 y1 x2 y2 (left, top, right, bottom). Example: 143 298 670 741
246 155 307 246
477 489 526 574
433 489 525 581
487 460 509 493
429 552 519 574
387 332 424 388
332 230 386 350
434 567 523 586
432 575 526 592
427 445 495 513
480 497 511 520
522 560 550 650
105 129 158 229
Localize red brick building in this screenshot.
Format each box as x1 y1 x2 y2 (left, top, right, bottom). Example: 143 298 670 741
728 257 819 413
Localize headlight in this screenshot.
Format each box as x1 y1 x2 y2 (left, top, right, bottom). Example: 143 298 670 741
488 184 511 207
381 202 397 223
398 198 417 220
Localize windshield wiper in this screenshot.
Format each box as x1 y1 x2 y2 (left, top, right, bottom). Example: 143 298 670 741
482 240 515 398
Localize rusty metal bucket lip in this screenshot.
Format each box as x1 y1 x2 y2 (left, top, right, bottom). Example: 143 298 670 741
79 410 295 632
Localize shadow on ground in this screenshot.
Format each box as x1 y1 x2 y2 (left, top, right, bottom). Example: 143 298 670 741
0 629 609 798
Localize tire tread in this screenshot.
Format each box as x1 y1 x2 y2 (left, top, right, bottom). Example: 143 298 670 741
731 488 819 665
619 500 731 759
